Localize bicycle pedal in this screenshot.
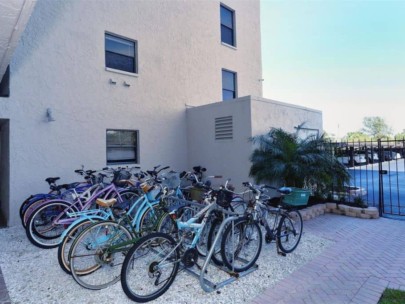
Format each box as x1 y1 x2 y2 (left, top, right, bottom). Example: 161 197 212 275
278 252 286 257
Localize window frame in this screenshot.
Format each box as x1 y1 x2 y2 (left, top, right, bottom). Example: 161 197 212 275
220 4 236 47
106 129 139 165
222 69 237 101
105 32 138 75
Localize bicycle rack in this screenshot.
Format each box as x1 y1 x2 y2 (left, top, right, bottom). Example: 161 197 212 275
184 215 259 292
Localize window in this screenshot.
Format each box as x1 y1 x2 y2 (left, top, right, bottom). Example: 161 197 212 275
220 4 235 46
106 129 138 165
222 69 237 101
105 33 137 74
0 66 10 97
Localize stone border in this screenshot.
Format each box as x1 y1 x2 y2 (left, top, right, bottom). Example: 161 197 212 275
299 203 379 221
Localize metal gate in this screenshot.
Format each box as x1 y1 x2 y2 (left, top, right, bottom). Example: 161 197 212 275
333 139 405 218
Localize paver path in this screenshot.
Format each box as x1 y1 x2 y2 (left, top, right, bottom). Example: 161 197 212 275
252 214 405 304
1 214 404 304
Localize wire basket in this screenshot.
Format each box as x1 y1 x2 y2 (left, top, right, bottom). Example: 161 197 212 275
216 189 233 208
160 172 181 189
112 170 132 187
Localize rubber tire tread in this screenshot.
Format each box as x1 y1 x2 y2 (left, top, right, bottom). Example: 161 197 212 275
220 218 262 273
121 232 179 303
276 210 303 253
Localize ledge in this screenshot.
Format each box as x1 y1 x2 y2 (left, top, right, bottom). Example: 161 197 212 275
299 203 379 221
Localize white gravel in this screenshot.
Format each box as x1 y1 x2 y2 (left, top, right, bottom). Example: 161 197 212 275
0 225 332 304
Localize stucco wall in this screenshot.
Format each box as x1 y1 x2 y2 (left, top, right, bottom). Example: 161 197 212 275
187 96 323 191
0 0 262 225
251 97 323 136
186 97 253 190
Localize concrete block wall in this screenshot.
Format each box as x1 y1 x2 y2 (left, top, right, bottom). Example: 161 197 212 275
300 203 379 220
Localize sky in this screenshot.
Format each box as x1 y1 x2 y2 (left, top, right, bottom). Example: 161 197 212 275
260 0 405 138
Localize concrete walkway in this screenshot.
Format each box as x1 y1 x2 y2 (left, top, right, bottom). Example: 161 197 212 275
252 214 405 304
1 214 404 304
0 266 10 304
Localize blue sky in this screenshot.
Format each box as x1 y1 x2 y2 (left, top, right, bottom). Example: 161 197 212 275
261 0 405 138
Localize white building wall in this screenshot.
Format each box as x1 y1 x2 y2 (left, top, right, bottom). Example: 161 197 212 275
186 97 253 189
0 0 262 225
187 96 323 191
251 97 323 136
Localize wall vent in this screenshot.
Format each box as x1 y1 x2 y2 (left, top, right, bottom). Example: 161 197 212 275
215 116 233 140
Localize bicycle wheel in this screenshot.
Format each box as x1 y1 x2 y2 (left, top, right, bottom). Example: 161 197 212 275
57 219 96 274
22 198 48 228
25 200 74 249
221 218 262 272
156 212 176 235
277 210 303 253
69 221 133 290
206 218 224 266
117 190 139 210
195 218 211 257
138 205 164 236
121 232 179 303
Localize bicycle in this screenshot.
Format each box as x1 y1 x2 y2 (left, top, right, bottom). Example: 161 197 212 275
67 167 181 289
25 168 139 248
20 169 94 227
120 186 254 302
239 182 303 254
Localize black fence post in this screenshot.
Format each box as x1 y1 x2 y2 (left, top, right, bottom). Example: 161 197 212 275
378 139 384 217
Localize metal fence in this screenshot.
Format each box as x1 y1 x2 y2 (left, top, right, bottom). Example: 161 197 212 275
331 139 405 218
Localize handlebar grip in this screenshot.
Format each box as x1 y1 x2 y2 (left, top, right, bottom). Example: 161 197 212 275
161 166 170 170
213 175 222 178
102 167 109 170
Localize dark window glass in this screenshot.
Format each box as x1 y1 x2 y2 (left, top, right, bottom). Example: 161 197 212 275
220 6 233 28
105 33 137 73
220 5 235 46
106 130 138 164
221 27 234 46
222 90 235 101
0 66 10 98
222 70 236 101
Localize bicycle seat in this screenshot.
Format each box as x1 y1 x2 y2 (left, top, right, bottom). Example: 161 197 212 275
45 177 60 184
96 198 117 208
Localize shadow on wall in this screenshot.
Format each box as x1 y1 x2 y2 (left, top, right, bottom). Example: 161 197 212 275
12 0 68 75
0 203 6 227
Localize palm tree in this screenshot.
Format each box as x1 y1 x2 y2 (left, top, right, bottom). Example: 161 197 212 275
249 128 349 191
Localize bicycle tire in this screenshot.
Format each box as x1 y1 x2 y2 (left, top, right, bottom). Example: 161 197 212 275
69 220 133 290
57 219 95 274
156 212 176 235
221 218 262 272
25 200 74 249
206 218 225 266
138 204 164 236
121 232 179 303
277 210 303 253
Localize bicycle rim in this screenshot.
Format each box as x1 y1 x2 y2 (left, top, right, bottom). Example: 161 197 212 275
277 211 303 253
121 232 179 303
69 221 134 290
221 219 262 272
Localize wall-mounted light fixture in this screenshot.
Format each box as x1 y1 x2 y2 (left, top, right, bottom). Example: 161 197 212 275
46 108 55 122
123 81 131 87
109 79 117 85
